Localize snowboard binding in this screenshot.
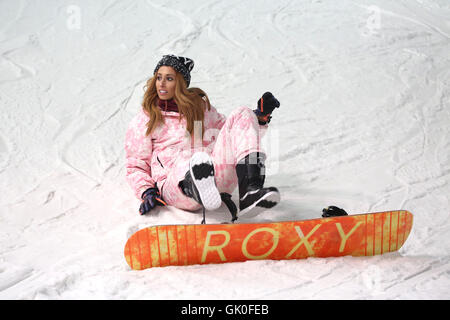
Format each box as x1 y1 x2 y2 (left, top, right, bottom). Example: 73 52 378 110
322 206 348 218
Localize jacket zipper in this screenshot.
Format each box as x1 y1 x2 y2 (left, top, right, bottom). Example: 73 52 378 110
157 156 164 168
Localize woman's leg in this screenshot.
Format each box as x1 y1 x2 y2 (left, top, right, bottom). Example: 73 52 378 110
159 155 202 211
161 106 265 212
211 106 265 194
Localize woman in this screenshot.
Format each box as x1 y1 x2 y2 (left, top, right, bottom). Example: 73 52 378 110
125 54 281 222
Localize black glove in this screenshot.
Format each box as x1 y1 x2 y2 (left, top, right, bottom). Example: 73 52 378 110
322 206 348 218
139 187 166 215
253 92 280 125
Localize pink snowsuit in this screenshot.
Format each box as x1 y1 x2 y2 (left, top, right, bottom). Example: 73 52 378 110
125 104 267 211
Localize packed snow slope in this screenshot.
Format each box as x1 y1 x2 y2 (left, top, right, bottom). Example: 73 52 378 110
1 0 449 299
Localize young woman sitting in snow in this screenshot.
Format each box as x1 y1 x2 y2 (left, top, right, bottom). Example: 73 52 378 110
125 54 281 222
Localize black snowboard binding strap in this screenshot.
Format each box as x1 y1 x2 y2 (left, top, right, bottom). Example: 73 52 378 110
221 192 238 223
201 206 206 225
322 206 348 218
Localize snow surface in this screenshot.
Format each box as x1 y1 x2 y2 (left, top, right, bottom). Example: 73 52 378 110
1 0 450 300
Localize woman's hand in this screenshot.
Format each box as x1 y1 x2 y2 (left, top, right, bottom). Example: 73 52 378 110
139 187 166 215
254 92 280 125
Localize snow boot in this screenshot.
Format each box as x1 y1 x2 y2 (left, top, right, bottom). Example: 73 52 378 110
235 152 280 216
179 152 222 213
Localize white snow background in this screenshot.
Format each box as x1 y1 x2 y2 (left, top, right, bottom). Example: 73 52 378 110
1 0 450 300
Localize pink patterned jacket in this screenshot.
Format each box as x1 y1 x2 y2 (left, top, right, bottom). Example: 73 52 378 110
124 105 227 199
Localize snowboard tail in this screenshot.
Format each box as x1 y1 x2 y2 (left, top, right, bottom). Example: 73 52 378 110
124 210 413 270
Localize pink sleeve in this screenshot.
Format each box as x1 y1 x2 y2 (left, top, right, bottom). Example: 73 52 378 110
124 110 156 199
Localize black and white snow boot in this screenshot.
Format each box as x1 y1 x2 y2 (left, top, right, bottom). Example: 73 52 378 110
179 152 222 212
235 152 280 217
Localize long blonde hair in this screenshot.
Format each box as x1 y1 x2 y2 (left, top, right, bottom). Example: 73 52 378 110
142 72 211 136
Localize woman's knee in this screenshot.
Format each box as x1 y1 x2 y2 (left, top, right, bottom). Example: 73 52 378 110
226 106 258 128
229 106 254 119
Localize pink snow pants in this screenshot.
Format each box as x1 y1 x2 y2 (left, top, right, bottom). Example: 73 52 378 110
161 106 265 211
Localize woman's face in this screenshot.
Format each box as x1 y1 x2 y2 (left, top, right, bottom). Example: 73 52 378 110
156 66 176 100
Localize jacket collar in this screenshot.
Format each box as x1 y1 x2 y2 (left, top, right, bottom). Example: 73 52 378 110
158 98 178 113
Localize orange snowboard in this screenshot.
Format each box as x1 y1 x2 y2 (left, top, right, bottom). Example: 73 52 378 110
124 210 413 270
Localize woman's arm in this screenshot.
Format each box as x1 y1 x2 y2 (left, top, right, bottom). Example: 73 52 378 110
124 110 156 199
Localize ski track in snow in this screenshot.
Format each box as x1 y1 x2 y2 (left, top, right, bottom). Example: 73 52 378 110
0 0 450 299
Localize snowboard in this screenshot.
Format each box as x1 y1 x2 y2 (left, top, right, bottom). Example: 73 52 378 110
124 210 413 270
